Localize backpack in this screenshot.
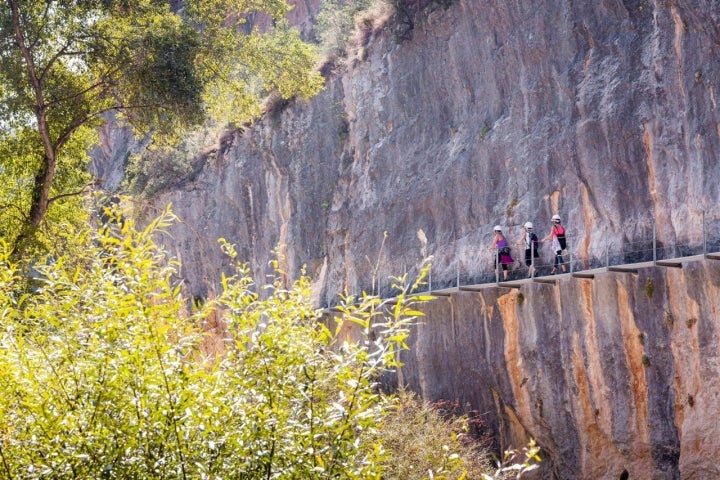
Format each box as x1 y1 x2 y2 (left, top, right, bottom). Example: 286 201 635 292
555 225 567 250
530 233 539 256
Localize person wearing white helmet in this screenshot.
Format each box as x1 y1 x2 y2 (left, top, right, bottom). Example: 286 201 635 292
516 221 539 278
542 214 567 274
489 225 513 280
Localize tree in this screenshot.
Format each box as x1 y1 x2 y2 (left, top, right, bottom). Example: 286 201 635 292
0 0 324 255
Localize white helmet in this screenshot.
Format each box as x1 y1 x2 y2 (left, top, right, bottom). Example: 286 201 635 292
493 225 502 232
524 222 533 229
551 214 561 222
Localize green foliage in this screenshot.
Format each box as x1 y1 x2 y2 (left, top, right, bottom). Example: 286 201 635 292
316 0 369 58
315 0 392 59
478 124 491 141
0 124 95 255
0 208 522 479
0 0 324 252
123 124 226 196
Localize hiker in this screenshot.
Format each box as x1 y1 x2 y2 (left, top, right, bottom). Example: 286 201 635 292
542 214 567 274
489 225 514 280
516 222 539 278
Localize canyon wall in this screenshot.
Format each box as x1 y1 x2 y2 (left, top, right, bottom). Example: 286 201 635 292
148 0 720 306
375 257 720 479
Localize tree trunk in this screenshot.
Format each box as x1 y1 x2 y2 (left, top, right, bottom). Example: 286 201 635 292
9 0 57 253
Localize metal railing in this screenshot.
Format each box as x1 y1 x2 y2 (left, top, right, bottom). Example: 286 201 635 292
321 213 720 309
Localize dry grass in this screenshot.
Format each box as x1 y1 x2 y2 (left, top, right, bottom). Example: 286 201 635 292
348 0 394 51
371 390 494 479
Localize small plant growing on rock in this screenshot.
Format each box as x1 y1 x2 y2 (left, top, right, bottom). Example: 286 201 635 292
482 439 541 480
478 124 491 141
645 279 654 298
505 198 519 217
687 317 697 329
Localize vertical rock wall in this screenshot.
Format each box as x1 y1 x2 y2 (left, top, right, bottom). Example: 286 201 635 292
134 1 720 476
151 0 720 307
376 258 720 479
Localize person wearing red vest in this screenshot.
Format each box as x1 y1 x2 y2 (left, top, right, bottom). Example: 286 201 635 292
542 214 566 274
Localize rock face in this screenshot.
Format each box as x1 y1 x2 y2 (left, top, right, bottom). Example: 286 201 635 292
152 0 720 305
380 257 720 479
89 114 148 192
141 0 720 477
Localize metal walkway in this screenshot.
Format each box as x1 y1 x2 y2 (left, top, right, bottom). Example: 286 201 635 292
322 251 720 313
427 253 716 295
321 212 720 311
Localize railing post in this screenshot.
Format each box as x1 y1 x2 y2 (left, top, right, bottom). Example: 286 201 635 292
495 249 500 285
456 259 460 287
653 222 657 264
569 234 574 273
605 237 609 268
703 210 707 257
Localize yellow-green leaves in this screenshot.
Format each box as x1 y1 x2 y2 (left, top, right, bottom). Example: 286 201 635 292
1 0 324 252
0 211 537 478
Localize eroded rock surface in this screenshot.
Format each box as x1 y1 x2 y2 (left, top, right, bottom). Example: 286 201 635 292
379 258 720 479
151 0 720 306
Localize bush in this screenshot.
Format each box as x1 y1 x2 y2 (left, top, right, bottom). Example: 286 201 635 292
123 125 224 197
368 390 492 479
0 207 538 478
315 0 390 59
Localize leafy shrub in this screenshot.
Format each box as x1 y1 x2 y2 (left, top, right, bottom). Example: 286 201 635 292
123 124 225 197
0 209 453 478
315 0 393 61
368 390 492 479
316 0 370 58
0 207 538 478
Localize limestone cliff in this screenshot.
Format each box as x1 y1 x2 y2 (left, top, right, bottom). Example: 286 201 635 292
148 0 720 306
129 0 720 477
376 257 720 479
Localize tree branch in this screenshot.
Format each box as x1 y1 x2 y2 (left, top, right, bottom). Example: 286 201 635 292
0 202 30 223
39 39 75 83
29 0 53 50
46 84 100 112
53 97 167 152
47 183 95 206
